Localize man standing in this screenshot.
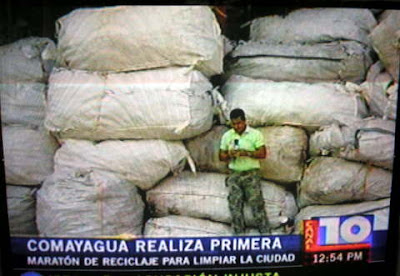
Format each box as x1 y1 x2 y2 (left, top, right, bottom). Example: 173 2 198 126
219 108 269 235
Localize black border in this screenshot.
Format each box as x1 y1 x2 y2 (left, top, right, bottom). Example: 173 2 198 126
1 1 399 276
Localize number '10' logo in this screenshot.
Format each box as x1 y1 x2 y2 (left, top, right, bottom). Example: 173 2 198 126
317 215 373 246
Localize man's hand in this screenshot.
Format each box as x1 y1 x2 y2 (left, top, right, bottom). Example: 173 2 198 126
219 150 230 162
228 150 241 158
219 149 247 161
238 150 253 157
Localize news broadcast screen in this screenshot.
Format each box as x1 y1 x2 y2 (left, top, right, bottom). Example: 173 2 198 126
0 2 399 276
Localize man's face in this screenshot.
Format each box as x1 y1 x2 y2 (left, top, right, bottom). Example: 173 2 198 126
231 117 246 135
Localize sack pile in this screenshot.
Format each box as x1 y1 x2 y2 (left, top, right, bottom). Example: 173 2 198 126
46 6 224 141
0 37 58 235
4 7 398 238
310 118 395 169
220 8 396 234
290 10 396 229
225 8 376 83
361 10 399 120
147 172 298 235
37 6 224 237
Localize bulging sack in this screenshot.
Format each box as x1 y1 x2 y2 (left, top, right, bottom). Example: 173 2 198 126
45 67 214 140
144 216 234 237
222 76 368 130
298 157 392 208
3 125 58 185
360 62 397 120
7 185 38 235
310 118 395 169
259 127 307 183
37 169 144 237
54 139 190 191
0 82 46 127
0 37 56 83
185 125 307 183
55 6 223 77
185 126 230 174
250 8 376 45
294 198 390 233
146 172 298 230
370 10 400 81
225 41 373 83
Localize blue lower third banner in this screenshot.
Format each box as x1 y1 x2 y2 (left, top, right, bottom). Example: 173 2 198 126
11 235 302 271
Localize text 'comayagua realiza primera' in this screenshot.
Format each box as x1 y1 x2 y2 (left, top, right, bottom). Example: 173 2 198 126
27 237 283 253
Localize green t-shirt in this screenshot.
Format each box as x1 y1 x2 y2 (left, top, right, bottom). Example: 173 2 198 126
220 126 265 172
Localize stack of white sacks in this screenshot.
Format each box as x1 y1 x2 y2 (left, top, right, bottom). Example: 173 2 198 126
221 8 397 233
296 10 399 232
37 6 230 237
0 37 59 235
3 7 399 238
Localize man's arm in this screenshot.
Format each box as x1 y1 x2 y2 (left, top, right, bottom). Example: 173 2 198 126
219 149 238 162
219 146 267 161
219 150 229 162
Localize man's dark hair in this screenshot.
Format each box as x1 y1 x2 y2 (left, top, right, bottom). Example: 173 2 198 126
230 108 246 121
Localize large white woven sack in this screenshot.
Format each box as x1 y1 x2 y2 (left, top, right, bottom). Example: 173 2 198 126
259 126 307 183
360 62 397 120
222 76 368 130
7 185 38 235
0 37 56 83
54 139 190 191
295 198 390 233
46 67 214 140
185 126 230 174
250 8 376 45
144 216 234 237
37 169 144 237
0 83 46 127
3 125 59 185
298 157 392 208
310 118 395 170
185 125 307 183
55 6 223 77
370 10 400 81
226 41 373 83
146 172 298 231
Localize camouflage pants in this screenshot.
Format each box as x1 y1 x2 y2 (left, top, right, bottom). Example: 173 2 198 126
226 170 269 235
